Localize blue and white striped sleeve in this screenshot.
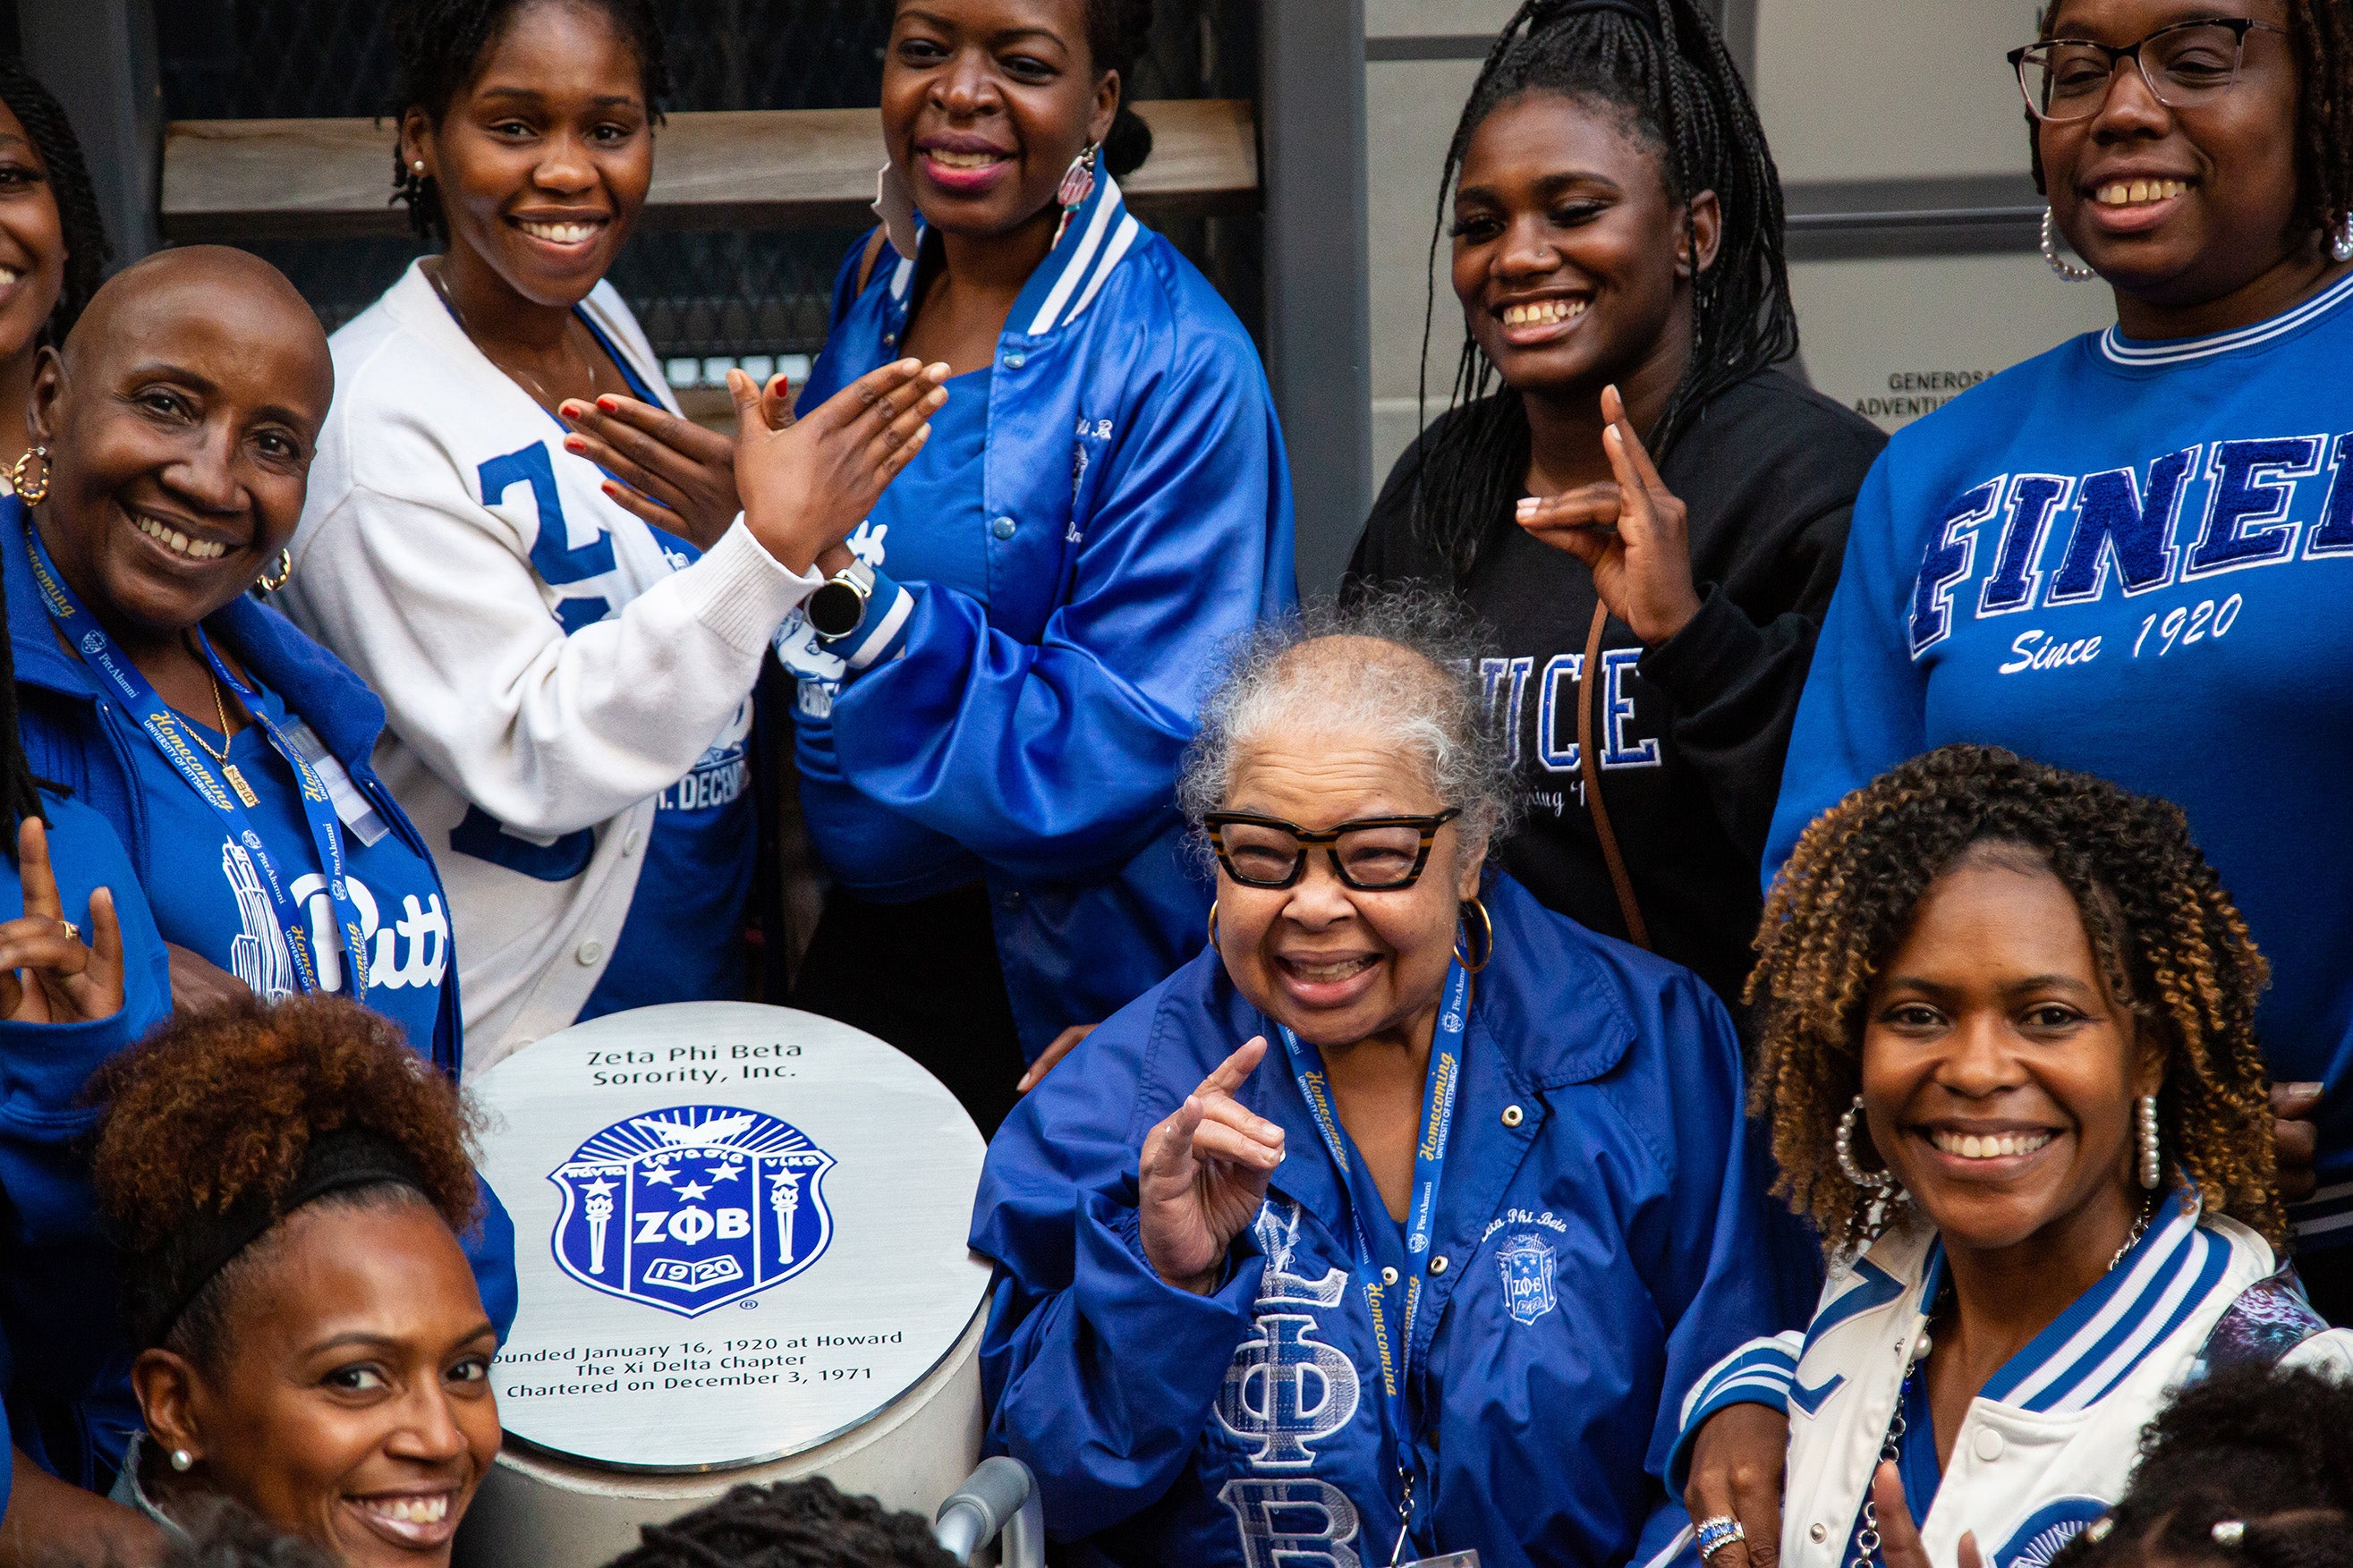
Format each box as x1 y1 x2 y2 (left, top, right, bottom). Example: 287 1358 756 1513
1666 1330 1804 1492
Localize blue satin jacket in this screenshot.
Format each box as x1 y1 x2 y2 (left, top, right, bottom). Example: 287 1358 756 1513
0 496 516 1504
790 174 1297 1058
970 875 1823 1568
0 792 171 1522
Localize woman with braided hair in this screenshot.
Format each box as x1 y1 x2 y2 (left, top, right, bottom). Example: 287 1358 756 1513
1348 0 1882 1009
1771 0 2353 1320
1674 747 2352 1568
96 996 504 1568
0 57 108 487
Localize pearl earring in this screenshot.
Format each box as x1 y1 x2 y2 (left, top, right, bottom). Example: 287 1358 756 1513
2332 211 2353 264
170 1447 194 1472
2043 208 2097 281
1836 1096 1900 1197
2138 1093 2162 1191
412 160 426 175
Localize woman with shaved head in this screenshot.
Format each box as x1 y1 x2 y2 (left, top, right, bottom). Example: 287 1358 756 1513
0 247 520 1554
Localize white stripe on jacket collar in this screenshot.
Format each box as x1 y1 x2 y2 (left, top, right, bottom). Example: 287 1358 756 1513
2099 267 2353 366
883 175 1135 336
1887 1190 2236 1415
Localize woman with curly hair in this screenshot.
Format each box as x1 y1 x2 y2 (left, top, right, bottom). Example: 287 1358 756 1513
91 995 503 1568
973 593 1814 1566
1673 747 2352 1568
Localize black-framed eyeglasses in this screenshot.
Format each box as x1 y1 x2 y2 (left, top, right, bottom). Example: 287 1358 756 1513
2011 17 2287 123
1202 809 1462 892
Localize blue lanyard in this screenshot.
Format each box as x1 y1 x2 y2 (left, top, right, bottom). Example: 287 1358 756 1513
1276 960 1470 1557
25 523 370 1000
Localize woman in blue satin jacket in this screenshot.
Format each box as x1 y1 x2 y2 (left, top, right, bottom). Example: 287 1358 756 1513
582 0 1295 1133
0 251 515 1548
968 600 1818 1568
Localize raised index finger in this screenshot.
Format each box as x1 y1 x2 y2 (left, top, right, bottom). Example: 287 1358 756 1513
16 817 61 922
1601 382 1671 495
1199 1034 1270 1098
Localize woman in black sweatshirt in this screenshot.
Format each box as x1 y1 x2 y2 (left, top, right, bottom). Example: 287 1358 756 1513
1348 0 1883 1009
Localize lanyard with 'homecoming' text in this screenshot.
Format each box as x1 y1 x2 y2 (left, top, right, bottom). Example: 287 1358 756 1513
26 523 369 1000
1276 957 1469 1563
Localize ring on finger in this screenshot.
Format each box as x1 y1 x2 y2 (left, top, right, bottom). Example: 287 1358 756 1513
1696 1517 1746 1563
57 918 79 943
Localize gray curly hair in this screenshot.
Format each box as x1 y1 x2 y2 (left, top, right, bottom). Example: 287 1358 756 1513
1177 588 1520 869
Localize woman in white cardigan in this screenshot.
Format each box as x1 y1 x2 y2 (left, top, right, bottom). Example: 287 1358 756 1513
1673 747 2349 1568
282 0 944 1066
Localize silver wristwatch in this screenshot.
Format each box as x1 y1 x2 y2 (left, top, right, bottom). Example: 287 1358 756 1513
806 559 877 642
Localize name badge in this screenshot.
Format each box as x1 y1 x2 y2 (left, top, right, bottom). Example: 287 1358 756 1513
1400 1555 1480 1568
285 721 390 847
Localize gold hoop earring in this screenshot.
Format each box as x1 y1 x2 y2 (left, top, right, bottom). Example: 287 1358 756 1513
1453 896 1494 973
256 548 293 594
9 445 50 505
1206 902 1219 947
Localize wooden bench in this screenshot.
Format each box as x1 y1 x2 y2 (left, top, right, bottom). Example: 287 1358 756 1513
160 99 1261 243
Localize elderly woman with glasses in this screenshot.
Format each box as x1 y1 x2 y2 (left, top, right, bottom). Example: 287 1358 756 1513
1771 0 2353 1322
969 593 1818 1568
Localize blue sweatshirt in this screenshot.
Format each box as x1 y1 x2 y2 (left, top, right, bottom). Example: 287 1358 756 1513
1769 269 2353 1249
972 875 1821 1568
786 174 1298 1059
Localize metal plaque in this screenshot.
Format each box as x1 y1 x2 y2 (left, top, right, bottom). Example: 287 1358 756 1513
472 1003 991 1472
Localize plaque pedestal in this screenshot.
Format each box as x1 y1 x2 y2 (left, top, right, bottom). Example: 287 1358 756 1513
454 1308 984 1568
454 1003 993 1566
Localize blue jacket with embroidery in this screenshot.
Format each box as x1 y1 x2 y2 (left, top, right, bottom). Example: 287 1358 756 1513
970 875 1822 1568
0 791 171 1522
0 496 516 1498
790 174 1297 1059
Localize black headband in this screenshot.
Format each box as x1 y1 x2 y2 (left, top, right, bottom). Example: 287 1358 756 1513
137 1128 429 1349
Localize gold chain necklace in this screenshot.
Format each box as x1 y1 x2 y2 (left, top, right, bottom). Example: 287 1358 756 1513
181 646 260 808
427 258 607 411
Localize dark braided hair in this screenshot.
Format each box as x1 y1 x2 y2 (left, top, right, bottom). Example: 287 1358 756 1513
1748 745 2281 1254
0 59 108 345
2029 1 2353 252
602 1479 959 1568
2048 1365 2353 1568
1409 0 1797 577
388 0 671 242
0 63 98 846
1085 0 1157 177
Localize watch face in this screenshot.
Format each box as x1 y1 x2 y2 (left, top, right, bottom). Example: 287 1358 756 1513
807 580 864 640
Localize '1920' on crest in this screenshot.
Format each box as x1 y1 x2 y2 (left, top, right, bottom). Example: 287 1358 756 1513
548 1104 837 1318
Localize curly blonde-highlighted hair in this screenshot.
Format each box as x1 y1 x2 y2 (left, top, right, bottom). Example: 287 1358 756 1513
1746 745 2281 1253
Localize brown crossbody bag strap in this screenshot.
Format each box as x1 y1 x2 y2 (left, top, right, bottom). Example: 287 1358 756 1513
1577 599 1652 950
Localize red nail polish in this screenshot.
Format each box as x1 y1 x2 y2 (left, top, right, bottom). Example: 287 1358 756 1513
597 396 618 412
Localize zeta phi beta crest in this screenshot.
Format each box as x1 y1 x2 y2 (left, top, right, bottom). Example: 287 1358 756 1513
1496 1231 1559 1326
548 1104 837 1317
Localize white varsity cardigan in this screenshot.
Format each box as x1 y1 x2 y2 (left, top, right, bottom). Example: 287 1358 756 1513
281 261 818 1069
1670 1194 2353 1568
